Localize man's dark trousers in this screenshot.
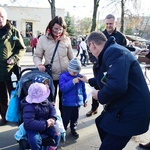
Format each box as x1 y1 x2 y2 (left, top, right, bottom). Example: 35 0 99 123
95 114 131 150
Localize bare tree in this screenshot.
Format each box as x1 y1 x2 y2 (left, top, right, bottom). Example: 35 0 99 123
120 0 138 33
90 0 100 32
107 0 139 33
47 0 55 19
120 0 125 33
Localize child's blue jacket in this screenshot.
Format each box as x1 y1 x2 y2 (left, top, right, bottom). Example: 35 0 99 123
59 71 87 106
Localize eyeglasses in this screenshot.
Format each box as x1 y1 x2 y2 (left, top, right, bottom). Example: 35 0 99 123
52 27 64 33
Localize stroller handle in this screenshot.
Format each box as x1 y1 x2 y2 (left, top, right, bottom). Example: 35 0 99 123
20 68 38 77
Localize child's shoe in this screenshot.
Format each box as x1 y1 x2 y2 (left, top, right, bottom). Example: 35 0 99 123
71 131 79 139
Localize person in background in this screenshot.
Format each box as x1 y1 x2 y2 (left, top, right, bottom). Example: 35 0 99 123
86 14 127 117
21 82 60 150
33 16 74 114
141 49 150 59
0 7 26 126
76 37 82 57
79 31 150 150
30 34 38 56
80 37 88 66
131 41 147 59
127 40 134 47
102 14 127 46
37 32 42 39
59 58 87 139
20 31 24 39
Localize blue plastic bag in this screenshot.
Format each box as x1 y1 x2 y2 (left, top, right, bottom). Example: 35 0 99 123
6 83 19 122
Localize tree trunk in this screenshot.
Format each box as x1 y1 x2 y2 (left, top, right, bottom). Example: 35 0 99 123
90 0 100 32
120 0 125 33
48 0 56 19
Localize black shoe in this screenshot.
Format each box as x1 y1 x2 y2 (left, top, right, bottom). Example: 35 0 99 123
0 118 7 126
71 131 79 138
86 110 98 117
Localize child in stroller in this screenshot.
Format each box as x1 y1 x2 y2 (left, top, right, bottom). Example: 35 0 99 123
14 69 65 150
21 82 60 150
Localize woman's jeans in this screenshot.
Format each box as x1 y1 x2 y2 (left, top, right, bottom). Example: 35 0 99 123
26 125 60 150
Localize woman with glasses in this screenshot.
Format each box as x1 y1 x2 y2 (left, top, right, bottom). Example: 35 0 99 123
33 16 74 114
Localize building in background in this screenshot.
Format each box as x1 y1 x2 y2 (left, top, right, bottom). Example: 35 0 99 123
3 6 65 38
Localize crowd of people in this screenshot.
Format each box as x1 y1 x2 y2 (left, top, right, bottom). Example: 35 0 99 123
1 6 150 150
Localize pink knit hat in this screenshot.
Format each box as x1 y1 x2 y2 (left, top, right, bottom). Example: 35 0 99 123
26 82 50 104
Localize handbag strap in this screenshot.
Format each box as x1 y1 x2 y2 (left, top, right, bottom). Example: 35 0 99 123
50 40 60 65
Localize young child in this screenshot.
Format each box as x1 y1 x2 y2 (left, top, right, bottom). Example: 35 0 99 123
21 82 60 150
59 57 87 139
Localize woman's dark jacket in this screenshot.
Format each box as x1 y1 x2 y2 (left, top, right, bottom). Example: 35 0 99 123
21 99 57 132
89 37 150 136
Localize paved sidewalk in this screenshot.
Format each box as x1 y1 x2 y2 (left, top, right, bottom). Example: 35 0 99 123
0 51 150 150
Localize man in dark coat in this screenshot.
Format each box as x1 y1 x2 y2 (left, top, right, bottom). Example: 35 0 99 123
102 14 127 46
86 14 127 117
0 7 26 126
79 31 150 150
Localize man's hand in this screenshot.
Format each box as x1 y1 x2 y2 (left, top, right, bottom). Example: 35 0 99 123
92 90 99 100
73 78 79 84
78 75 88 83
84 102 87 107
7 57 14 64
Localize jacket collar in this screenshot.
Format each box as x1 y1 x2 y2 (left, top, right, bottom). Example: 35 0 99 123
98 36 116 65
103 28 117 37
46 32 65 42
0 24 13 40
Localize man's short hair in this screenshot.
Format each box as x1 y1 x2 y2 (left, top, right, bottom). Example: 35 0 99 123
105 14 115 20
87 31 107 45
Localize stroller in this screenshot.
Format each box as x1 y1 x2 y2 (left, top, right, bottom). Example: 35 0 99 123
14 68 65 150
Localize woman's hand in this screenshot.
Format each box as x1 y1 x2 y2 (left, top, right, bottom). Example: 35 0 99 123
37 64 45 72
